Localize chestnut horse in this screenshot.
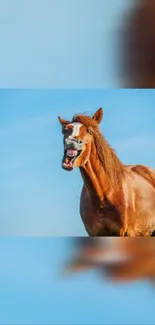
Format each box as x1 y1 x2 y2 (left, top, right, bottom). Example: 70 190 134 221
58 108 155 237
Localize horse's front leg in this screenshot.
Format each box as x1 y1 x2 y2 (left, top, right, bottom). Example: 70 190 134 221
121 227 137 236
120 208 136 237
120 228 127 237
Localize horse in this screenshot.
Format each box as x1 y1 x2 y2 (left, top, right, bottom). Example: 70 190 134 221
58 108 155 237
62 238 155 283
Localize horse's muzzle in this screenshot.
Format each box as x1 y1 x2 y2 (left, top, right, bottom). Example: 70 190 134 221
64 137 83 151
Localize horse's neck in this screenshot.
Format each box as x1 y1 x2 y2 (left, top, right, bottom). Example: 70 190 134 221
80 146 110 206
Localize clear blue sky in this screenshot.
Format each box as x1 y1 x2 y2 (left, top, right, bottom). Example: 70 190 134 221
0 0 134 88
1 89 155 236
0 237 155 325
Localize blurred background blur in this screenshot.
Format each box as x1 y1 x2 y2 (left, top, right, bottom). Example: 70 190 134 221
0 237 155 325
1 0 155 88
64 238 155 282
121 0 155 88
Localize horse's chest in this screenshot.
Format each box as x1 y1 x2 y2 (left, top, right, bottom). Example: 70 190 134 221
81 206 103 235
80 189 121 236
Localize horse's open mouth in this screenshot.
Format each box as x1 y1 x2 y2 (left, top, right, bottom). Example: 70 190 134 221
62 149 82 170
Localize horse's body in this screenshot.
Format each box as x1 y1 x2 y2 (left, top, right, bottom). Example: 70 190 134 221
59 108 155 237
80 164 155 236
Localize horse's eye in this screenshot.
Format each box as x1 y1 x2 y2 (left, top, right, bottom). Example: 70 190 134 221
77 139 83 144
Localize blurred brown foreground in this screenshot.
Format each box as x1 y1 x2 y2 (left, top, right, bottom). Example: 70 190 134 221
62 238 155 283
121 0 155 88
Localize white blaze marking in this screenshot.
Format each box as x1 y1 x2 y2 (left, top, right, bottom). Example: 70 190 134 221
71 122 82 137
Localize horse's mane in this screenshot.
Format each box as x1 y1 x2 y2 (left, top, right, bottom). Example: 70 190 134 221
72 114 125 185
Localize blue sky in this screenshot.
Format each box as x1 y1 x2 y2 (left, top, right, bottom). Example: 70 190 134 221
1 89 155 236
0 0 134 88
0 237 155 325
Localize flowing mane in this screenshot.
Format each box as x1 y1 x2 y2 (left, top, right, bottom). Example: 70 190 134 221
73 114 125 185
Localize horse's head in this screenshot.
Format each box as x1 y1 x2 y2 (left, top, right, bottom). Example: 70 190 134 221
58 108 103 171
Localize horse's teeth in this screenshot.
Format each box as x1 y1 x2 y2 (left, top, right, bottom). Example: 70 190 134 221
67 149 77 157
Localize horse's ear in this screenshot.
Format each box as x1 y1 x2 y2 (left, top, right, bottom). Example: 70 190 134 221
92 108 104 124
58 116 69 126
